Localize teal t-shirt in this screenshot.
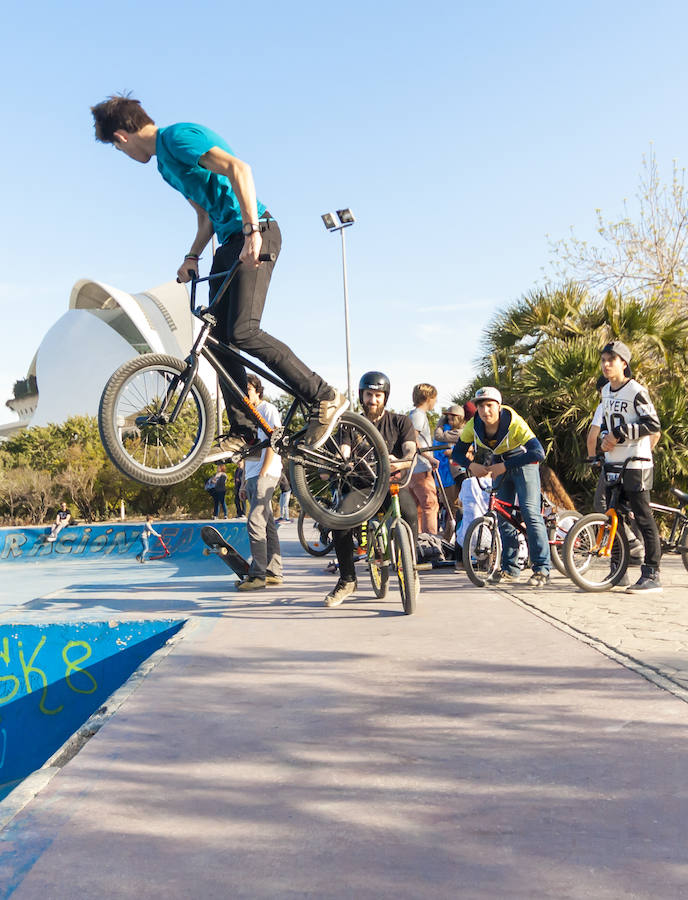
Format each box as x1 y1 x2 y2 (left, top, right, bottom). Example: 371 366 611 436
156 123 267 245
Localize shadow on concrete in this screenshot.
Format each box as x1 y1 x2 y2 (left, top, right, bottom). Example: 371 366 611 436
4 644 686 899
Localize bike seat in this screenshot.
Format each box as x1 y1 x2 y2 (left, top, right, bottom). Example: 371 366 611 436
671 487 688 505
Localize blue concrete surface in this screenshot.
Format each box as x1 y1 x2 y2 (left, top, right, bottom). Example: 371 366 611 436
0 619 184 801
0 520 250 612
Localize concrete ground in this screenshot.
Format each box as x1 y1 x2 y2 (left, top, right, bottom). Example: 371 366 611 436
1 522 688 899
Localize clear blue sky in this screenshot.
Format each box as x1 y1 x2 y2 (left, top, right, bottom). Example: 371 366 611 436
2 0 688 417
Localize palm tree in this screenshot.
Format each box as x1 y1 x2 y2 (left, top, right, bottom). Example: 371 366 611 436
455 284 688 506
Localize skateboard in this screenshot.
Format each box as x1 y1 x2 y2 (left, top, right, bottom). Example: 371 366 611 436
201 525 250 578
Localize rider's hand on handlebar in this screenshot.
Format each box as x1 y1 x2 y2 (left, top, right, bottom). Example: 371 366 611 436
176 258 199 283
239 232 263 268
600 433 619 452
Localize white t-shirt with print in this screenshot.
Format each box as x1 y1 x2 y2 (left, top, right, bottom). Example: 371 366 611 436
244 400 283 480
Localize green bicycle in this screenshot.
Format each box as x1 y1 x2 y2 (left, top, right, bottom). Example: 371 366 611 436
366 478 418 614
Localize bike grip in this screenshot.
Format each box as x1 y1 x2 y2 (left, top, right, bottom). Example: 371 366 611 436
259 252 277 262
176 270 198 284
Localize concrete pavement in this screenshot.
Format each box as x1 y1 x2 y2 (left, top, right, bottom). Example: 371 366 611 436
1 523 688 898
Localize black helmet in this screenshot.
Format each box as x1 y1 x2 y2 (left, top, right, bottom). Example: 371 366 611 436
358 371 391 405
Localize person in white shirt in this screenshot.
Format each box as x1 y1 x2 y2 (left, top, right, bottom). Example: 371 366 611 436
586 341 662 594
408 383 440 534
237 374 283 590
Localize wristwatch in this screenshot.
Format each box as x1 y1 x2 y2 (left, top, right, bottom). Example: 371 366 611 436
242 222 260 236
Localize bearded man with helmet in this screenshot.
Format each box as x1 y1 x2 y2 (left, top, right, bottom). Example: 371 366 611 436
324 372 418 608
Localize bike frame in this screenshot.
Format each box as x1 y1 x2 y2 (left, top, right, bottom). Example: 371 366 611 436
151 262 340 470
366 484 403 568
485 491 563 551
589 455 651 557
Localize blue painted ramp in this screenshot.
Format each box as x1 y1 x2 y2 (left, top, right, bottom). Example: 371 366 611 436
0 520 249 566
0 620 184 800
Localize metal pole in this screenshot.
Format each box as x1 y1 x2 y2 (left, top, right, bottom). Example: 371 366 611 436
210 233 223 437
340 227 354 408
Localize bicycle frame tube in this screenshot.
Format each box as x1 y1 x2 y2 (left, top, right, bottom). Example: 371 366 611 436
367 487 402 565
597 508 618 557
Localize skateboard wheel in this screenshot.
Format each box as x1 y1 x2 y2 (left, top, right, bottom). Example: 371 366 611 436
220 547 228 556
202 548 211 556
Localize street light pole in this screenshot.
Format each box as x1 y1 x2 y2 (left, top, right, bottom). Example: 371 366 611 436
339 226 353 408
322 209 356 409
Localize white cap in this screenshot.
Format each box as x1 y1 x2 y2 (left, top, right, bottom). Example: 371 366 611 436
472 386 502 405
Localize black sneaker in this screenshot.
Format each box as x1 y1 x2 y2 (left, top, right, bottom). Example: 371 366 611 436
324 578 357 607
626 574 663 594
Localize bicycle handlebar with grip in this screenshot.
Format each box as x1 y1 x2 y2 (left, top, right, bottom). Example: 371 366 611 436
177 253 275 283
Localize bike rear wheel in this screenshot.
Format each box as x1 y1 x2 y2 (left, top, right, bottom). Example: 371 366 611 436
463 515 501 587
296 511 334 556
368 522 390 599
563 513 630 591
289 412 390 530
99 354 215 486
548 510 582 576
392 521 417 614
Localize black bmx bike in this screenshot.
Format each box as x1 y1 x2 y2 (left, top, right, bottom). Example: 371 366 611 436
98 257 390 530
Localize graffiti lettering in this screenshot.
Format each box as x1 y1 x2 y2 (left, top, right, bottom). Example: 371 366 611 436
18 638 63 716
0 534 27 559
63 642 98 694
0 638 20 705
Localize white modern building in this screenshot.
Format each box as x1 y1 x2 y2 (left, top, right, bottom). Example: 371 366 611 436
1 277 216 439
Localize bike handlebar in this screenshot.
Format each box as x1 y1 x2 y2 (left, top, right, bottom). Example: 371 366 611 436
181 254 278 315
587 453 651 475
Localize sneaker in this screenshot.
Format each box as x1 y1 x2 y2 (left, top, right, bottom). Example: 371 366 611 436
236 576 266 592
265 574 283 586
487 570 521 585
324 578 357 607
216 430 258 456
303 389 349 448
626 574 663 594
527 571 550 588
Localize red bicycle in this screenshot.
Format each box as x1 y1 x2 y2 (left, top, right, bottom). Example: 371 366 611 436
462 488 580 587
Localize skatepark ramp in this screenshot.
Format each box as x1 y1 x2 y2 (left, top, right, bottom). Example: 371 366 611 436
0 520 249 565
0 619 185 801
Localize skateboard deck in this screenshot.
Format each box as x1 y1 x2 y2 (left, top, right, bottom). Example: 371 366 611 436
201 525 250 577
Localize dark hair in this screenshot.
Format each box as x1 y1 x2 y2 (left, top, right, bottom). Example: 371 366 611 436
247 373 264 399
91 93 155 143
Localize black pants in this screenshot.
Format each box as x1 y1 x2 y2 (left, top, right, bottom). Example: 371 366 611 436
209 219 327 433
606 487 661 570
333 488 419 583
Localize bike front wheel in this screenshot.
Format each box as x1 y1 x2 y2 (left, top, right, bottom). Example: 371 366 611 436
289 412 390 530
99 354 215 486
463 515 501 587
563 513 630 592
296 512 334 556
392 521 417 614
